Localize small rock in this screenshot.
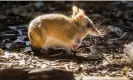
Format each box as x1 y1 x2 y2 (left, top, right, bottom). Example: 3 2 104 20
17 36 27 41
19 60 25 66
25 41 30 46
108 25 123 37
87 46 103 60
13 38 24 43
40 64 47 68
29 65 34 68
9 26 17 30
24 47 32 52
106 40 114 45
124 42 133 64
5 43 12 49
17 30 23 35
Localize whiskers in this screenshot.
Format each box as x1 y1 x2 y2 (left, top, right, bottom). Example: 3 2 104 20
90 14 111 35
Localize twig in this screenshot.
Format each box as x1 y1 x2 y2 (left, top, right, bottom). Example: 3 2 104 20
109 32 127 41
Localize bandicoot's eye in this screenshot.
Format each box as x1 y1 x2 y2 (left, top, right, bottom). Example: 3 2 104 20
87 22 94 28
84 16 94 28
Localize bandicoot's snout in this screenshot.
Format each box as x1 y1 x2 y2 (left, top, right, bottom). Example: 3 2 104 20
92 25 101 35
87 21 101 36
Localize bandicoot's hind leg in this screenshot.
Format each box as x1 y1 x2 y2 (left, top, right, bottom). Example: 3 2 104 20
31 37 47 56
28 28 46 56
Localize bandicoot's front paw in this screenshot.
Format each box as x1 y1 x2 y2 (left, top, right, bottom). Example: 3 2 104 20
72 43 80 49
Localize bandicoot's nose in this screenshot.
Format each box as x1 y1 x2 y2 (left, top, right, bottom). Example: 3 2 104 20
94 29 105 37
89 24 105 37
93 26 105 37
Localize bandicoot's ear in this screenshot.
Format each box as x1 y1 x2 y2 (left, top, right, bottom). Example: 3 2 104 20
72 6 79 18
79 9 85 15
76 9 85 20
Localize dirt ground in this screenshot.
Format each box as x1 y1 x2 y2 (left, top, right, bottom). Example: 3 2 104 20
0 1 133 79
